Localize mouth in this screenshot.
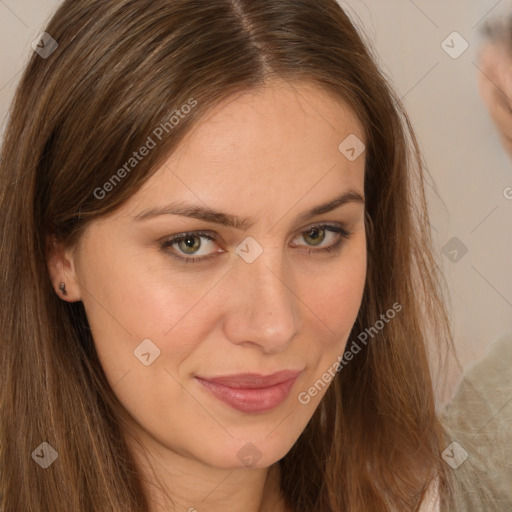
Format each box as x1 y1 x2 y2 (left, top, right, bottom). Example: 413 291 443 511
195 370 302 414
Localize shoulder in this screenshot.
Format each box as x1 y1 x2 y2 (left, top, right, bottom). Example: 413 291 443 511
441 331 512 443
439 331 512 511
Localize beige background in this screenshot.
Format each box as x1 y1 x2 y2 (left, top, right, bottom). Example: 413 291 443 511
1 0 511 397
340 0 512 386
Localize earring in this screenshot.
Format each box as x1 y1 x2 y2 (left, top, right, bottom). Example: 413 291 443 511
59 282 68 296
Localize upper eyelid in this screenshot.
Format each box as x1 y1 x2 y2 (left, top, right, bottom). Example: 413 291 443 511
161 224 350 263
163 223 349 253
164 222 347 243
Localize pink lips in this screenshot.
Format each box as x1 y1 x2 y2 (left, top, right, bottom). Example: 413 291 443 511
195 370 301 414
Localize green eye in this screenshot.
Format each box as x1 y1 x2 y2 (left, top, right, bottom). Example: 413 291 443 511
161 231 219 263
161 224 352 265
303 226 326 246
177 236 202 254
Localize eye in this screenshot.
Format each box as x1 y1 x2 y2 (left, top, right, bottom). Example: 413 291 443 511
291 224 351 255
302 226 327 246
160 224 352 264
175 234 208 255
160 231 223 263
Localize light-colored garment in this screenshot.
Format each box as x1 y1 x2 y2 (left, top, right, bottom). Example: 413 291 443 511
420 477 441 512
438 331 512 511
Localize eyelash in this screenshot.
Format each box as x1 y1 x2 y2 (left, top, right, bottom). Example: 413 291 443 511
160 224 352 264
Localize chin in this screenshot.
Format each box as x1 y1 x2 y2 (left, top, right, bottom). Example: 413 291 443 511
205 431 299 470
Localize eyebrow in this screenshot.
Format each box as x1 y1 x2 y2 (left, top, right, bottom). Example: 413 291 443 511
132 189 365 230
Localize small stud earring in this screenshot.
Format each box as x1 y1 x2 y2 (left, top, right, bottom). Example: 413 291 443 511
59 282 68 296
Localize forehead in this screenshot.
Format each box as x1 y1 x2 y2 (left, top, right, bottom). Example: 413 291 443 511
178 79 365 157
120 79 366 224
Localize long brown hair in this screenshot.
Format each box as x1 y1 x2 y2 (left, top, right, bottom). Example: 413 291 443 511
0 1 457 510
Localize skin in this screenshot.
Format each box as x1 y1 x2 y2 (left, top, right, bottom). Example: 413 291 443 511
477 39 512 160
47 79 367 512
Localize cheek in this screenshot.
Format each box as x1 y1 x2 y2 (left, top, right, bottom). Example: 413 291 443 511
292 244 366 411
315 271 365 332
308 237 367 339
77 248 221 386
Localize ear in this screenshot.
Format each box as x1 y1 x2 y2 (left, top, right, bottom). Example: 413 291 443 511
45 234 82 302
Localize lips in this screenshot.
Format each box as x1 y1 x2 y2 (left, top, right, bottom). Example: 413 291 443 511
195 370 302 413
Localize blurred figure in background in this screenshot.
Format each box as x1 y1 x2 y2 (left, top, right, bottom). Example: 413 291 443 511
478 16 512 161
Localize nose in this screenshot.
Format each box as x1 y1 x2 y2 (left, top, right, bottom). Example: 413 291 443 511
222 247 300 354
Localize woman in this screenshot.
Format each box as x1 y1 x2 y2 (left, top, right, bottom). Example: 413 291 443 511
0 1 507 510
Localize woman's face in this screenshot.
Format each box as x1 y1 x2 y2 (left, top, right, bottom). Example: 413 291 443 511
61 79 367 470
